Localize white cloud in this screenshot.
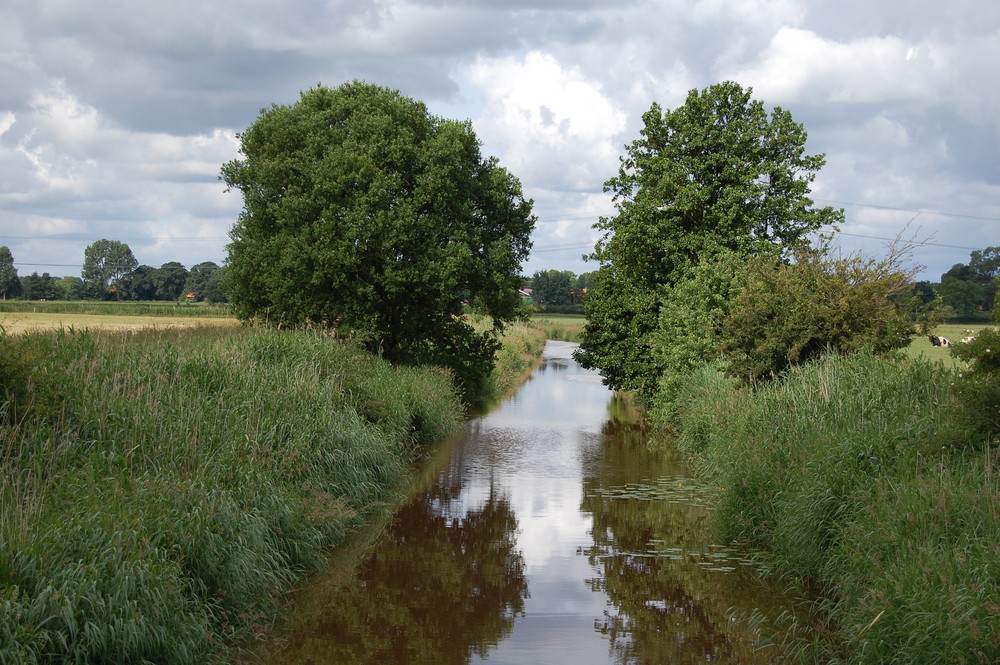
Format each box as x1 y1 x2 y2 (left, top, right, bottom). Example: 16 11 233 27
726 27 944 105
464 51 627 192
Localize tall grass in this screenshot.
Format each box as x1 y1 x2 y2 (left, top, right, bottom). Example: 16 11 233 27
0 326 463 664
471 317 546 403
661 352 999 663
530 313 586 343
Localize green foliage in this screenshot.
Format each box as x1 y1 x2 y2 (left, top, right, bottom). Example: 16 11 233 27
0 327 465 663
0 329 42 424
578 81 842 396
720 247 917 384
529 269 584 306
201 266 229 303
81 239 138 299
949 327 1000 441
650 250 750 413
19 272 59 300
150 261 190 301
936 246 1000 317
222 81 535 401
656 351 1000 664
0 246 19 300
182 261 220 301
938 274 982 319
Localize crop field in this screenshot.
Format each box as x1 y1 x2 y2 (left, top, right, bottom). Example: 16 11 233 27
0 311 238 333
0 301 237 333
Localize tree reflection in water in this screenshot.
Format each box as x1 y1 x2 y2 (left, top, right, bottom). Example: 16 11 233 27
579 405 788 665
269 486 527 665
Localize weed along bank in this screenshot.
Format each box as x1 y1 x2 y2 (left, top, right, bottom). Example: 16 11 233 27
0 326 473 664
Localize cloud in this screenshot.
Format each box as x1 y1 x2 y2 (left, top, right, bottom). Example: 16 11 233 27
463 51 627 193
0 0 997 281
725 27 944 105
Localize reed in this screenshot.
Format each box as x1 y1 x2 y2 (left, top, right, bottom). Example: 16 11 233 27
0 326 464 663
659 352 999 663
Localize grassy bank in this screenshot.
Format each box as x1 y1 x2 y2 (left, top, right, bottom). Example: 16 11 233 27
478 319 546 401
0 326 464 664
660 353 999 663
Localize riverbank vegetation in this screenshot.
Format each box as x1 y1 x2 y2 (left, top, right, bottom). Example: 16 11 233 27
665 351 998 662
0 326 471 663
577 81 998 663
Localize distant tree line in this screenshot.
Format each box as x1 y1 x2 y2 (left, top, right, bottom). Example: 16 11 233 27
522 269 596 312
911 246 998 320
0 240 228 303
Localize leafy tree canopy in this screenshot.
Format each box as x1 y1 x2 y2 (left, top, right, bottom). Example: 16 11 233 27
577 81 842 396
150 261 189 301
222 81 535 401
82 239 138 299
0 246 20 300
183 261 220 301
939 246 999 313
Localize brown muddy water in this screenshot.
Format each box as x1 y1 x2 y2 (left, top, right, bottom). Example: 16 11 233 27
256 341 804 664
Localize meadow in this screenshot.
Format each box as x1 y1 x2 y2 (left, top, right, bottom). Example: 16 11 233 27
0 319 544 664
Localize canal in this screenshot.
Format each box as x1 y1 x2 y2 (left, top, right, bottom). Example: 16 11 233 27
259 340 799 664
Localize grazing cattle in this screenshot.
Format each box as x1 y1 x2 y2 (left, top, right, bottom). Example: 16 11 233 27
928 334 951 347
940 336 951 347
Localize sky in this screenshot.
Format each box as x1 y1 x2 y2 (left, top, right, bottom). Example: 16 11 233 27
2 0 998 283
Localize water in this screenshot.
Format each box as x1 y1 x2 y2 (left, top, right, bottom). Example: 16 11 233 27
259 341 798 664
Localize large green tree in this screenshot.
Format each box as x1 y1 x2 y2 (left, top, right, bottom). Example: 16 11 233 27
20 272 59 300
81 239 138 299
939 246 999 314
0 246 19 300
222 82 535 400
150 261 189 301
530 269 575 306
182 261 220 301
577 81 842 396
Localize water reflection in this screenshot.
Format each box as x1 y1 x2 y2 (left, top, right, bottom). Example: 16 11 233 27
257 341 798 664
268 484 527 664
580 423 784 664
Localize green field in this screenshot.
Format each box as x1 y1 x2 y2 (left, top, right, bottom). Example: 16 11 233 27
904 322 996 365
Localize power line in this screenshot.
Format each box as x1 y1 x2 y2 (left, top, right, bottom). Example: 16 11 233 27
836 232 983 252
816 199 1000 223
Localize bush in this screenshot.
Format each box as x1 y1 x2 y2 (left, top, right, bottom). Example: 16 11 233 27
948 327 1000 442
720 247 917 384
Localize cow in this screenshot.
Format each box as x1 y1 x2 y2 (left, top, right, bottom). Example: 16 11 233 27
928 334 951 347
